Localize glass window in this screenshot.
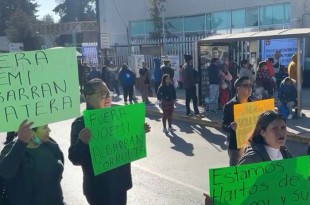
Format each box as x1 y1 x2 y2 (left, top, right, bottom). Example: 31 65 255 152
145 20 155 34
130 21 145 35
245 7 258 27
184 15 205 32
284 3 290 23
206 14 211 30
260 5 273 25
272 4 284 24
165 17 183 33
232 9 245 28
211 11 229 29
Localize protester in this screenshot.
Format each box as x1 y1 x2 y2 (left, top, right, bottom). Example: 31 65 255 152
153 57 163 96
161 58 174 81
118 64 136 104
68 78 150 205
238 110 292 164
87 66 102 82
205 110 309 204
255 61 275 99
208 58 221 111
222 76 253 166
288 53 300 83
78 59 86 94
219 64 232 109
101 65 108 84
157 74 176 133
139 62 152 104
273 50 281 75
239 59 255 84
266 57 275 77
107 62 120 96
182 54 200 116
278 77 297 119
308 140 310 155
0 121 65 205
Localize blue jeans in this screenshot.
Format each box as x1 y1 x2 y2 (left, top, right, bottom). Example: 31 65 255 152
209 84 219 108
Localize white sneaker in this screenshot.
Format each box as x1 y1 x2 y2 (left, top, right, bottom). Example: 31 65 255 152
163 128 169 133
287 114 293 120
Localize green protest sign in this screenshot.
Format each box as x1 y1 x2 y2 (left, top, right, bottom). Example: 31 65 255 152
209 156 310 205
84 103 146 176
0 48 80 132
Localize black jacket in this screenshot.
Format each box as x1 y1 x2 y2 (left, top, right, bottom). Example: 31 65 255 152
0 139 64 205
157 84 176 101
182 63 197 89
161 65 174 79
68 116 132 198
222 96 252 150
208 64 220 85
238 143 293 165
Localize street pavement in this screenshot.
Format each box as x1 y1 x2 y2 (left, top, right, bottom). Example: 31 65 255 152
0 99 308 204
114 86 310 143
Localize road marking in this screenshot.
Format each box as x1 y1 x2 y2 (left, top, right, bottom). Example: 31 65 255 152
132 164 206 194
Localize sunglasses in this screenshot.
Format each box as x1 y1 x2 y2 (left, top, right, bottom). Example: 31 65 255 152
239 84 252 88
90 91 112 98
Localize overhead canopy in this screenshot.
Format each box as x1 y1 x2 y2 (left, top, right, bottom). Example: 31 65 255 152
199 28 310 44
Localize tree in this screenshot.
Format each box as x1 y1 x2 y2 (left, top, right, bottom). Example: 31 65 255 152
147 0 167 39
53 0 96 22
42 14 55 24
5 9 43 51
0 0 38 36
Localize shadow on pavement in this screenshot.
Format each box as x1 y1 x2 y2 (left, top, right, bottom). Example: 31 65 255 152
166 131 194 157
191 124 228 151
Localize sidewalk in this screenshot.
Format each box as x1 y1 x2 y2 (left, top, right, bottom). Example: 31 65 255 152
113 87 310 143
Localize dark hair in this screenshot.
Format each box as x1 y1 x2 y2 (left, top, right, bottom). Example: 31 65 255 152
258 61 267 69
248 110 286 145
160 74 171 86
241 59 249 66
211 58 218 64
4 126 41 145
121 63 128 69
267 57 274 63
234 76 250 89
84 78 109 96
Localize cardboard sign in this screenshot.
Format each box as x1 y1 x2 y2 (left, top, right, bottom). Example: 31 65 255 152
84 103 146 176
209 156 310 205
234 99 275 148
0 48 80 132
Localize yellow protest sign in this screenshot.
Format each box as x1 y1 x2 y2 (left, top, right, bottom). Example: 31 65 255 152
0 48 80 132
234 99 274 148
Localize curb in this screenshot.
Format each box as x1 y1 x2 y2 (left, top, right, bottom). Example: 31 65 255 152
146 109 309 144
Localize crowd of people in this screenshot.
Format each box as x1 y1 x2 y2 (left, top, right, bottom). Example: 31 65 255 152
0 50 309 205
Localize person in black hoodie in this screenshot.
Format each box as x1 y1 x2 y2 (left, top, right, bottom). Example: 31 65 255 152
157 74 176 133
222 76 253 166
69 78 150 205
0 121 65 205
182 54 200 116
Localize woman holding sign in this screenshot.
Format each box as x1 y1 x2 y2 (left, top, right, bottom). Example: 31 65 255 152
69 78 150 205
205 110 309 205
0 120 65 205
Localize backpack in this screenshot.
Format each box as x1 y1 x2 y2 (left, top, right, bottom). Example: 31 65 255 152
121 70 134 86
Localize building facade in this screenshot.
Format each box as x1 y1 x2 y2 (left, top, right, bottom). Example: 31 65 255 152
99 0 310 45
